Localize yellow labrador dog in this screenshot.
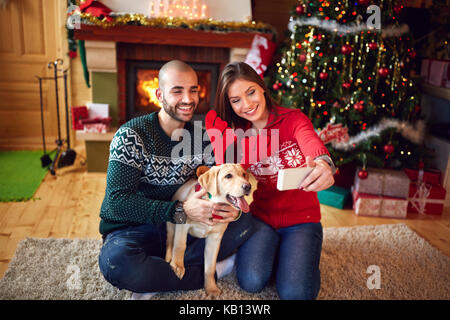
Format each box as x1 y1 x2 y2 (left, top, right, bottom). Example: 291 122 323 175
165 164 252 297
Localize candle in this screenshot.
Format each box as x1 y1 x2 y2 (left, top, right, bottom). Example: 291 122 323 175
201 4 206 18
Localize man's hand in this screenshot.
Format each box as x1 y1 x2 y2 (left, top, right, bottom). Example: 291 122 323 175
183 188 215 226
299 156 335 192
211 203 240 224
183 188 240 226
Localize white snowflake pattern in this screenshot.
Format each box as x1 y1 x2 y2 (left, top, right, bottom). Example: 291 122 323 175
284 148 303 167
250 162 264 176
265 155 284 174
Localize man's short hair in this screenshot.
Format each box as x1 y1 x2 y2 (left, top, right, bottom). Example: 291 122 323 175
158 60 196 90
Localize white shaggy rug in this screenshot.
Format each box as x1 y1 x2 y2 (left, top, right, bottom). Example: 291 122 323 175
0 224 449 300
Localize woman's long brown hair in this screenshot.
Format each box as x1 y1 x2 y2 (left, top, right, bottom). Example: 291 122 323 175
214 61 277 129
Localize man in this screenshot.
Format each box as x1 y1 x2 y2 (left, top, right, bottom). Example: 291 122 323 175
98 60 255 299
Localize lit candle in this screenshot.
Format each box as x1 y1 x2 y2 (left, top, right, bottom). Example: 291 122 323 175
201 4 206 18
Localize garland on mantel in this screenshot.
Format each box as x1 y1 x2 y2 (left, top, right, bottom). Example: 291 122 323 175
78 12 277 36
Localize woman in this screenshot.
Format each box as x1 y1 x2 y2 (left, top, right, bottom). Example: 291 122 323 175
206 62 335 300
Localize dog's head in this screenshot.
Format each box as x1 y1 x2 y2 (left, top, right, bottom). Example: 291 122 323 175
196 164 252 213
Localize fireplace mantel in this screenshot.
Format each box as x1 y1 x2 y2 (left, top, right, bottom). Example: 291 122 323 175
74 24 273 48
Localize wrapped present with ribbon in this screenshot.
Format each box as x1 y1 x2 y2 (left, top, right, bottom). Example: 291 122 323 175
404 168 441 186
407 182 446 215
352 189 408 218
353 167 410 199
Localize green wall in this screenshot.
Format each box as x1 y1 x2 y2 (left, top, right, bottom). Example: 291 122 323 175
92 72 119 128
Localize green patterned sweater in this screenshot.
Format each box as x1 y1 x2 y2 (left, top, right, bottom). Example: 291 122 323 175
99 112 214 236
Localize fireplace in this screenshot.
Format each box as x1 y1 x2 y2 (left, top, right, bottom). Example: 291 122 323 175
126 60 220 120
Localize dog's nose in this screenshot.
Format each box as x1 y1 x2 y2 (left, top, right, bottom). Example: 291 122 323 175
242 183 251 194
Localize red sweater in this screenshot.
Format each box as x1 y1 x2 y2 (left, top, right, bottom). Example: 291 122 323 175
241 106 330 229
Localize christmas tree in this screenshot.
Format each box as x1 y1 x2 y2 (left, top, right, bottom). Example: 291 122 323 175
271 0 430 176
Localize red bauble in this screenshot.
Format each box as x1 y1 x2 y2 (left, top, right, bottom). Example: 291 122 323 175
319 72 329 80
358 0 370 5
393 5 403 14
414 105 421 113
378 67 390 78
368 42 378 50
298 53 307 62
272 83 279 90
353 102 364 112
358 169 368 180
295 5 305 15
409 50 417 59
384 143 395 154
341 44 353 55
342 82 351 89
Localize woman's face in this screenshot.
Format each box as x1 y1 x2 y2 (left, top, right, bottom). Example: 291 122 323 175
227 78 268 125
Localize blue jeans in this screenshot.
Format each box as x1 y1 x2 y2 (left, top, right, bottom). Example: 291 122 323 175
98 212 255 293
236 218 323 300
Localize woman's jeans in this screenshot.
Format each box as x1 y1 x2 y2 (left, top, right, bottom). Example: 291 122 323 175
98 212 255 293
236 218 323 300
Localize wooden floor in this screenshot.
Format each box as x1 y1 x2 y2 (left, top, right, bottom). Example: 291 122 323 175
1 146 449 279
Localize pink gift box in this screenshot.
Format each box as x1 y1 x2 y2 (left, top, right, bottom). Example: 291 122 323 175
353 190 408 219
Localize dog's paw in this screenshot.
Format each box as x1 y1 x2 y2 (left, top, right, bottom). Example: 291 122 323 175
205 285 221 298
170 262 185 280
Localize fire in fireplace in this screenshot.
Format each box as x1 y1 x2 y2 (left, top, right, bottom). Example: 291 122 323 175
127 61 219 120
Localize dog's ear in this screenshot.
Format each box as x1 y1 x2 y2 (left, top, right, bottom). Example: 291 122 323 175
196 165 210 178
198 167 219 197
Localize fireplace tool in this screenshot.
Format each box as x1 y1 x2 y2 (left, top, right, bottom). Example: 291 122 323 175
37 59 76 175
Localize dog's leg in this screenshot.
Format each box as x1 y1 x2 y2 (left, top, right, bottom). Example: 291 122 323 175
204 231 225 297
165 222 175 263
170 224 189 280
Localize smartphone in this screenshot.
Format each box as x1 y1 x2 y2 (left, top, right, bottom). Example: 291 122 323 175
276 166 314 191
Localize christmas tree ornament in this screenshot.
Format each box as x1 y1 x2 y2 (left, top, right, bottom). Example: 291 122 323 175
357 0 370 6
353 101 364 112
414 105 421 113
342 82 351 89
341 44 353 55
368 42 378 50
319 72 329 80
378 67 390 78
358 169 368 180
409 50 417 59
384 143 395 154
295 5 305 15
393 5 403 15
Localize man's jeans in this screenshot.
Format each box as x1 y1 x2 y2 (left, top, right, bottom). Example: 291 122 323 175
236 218 323 300
98 213 255 293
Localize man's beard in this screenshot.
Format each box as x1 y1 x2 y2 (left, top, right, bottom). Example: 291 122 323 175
161 97 197 123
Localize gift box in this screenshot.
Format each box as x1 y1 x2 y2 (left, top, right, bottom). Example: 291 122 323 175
82 117 112 134
404 168 441 186
353 167 410 198
352 190 408 219
421 58 450 89
71 106 89 130
408 182 446 215
317 185 351 209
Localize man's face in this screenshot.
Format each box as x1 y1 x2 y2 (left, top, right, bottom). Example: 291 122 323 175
157 70 199 123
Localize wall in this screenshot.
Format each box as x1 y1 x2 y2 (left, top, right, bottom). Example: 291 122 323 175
102 0 252 22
